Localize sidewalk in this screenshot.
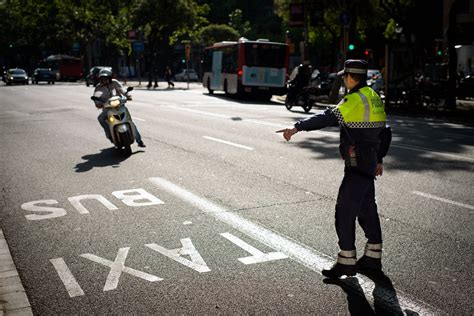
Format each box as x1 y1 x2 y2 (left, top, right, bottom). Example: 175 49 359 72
0 230 32 316
119 79 203 91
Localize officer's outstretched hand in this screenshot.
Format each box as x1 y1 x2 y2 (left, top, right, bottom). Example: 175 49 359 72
375 163 384 177
276 127 298 141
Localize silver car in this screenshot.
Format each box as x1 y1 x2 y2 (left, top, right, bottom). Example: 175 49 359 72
174 69 198 82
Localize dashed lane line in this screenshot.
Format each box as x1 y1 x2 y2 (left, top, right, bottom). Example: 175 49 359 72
149 177 441 315
162 106 474 163
412 191 474 211
203 136 254 151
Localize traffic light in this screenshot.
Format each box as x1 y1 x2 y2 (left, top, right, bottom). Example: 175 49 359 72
364 49 369 56
348 44 355 51
437 50 442 56
181 59 186 63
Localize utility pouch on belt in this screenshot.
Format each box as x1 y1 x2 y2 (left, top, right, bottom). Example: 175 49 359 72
348 145 357 167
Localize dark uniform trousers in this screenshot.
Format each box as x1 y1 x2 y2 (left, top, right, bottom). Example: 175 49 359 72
335 169 382 251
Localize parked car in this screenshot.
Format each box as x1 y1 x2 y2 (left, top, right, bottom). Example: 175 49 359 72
4 68 29 85
174 69 198 82
85 66 113 87
32 68 55 84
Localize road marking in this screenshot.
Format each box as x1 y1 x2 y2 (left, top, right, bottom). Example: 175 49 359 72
166 105 473 162
81 247 162 291
134 117 146 122
203 136 254 151
149 177 440 315
50 258 85 297
221 232 288 264
412 191 474 211
393 144 474 162
146 238 211 273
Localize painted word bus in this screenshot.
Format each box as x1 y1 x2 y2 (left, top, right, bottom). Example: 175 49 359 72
202 38 288 99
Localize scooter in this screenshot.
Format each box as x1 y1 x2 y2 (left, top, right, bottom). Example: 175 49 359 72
91 87 135 155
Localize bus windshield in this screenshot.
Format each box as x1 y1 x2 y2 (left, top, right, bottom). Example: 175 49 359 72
244 43 287 68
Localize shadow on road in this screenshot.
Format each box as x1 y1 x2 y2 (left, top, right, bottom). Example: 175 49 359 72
74 147 144 172
285 115 474 173
323 272 418 315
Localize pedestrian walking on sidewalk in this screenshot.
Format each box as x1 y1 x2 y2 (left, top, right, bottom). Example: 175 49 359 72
277 59 391 278
165 66 174 88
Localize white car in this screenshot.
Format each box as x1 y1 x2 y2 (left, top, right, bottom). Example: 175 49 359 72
174 69 198 82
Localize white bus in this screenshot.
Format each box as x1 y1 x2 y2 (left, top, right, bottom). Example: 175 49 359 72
202 38 289 99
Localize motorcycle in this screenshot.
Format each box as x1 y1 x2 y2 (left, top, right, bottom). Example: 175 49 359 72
285 82 313 113
91 87 135 155
284 65 313 113
285 69 339 113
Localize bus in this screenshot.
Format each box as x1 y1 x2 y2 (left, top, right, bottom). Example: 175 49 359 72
41 55 83 81
202 38 289 99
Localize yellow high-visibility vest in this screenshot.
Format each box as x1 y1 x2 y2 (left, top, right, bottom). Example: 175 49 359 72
333 86 386 128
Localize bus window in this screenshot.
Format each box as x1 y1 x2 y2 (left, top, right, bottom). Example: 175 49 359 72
244 43 286 68
222 46 238 73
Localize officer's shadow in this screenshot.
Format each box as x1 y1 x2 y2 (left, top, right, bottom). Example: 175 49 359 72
323 272 419 316
74 147 144 172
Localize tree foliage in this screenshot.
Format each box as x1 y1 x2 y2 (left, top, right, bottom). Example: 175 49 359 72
199 24 240 46
228 9 251 37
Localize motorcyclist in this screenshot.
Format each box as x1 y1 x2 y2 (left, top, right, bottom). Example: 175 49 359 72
289 64 311 88
287 64 312 99
92 68 146 147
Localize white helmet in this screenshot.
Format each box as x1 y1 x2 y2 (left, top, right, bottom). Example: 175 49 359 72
98 68 113 78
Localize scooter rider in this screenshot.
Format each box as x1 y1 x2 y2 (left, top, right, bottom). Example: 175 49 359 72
92 68 146 148
277 59 391 278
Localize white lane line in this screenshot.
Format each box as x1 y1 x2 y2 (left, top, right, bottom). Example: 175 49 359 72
393 144 474 162
170 107 338 138
203 136 254 151
134 117 146 122
149 177 440 315
412 191 474 211
165 106 473 162
50 258 85 297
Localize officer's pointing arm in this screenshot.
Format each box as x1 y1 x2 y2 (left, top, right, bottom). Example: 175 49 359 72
294 108 339 131
276 108 338 141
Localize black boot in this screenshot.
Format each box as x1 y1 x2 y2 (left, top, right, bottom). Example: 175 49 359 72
137 140 146 148
322 263 356 278
357 243 382 274
356 256 382 273
322 250 357 278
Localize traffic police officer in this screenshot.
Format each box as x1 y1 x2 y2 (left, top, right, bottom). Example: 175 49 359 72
277 59 391 278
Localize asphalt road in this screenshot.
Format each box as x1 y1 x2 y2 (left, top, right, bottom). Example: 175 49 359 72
0 82 473 315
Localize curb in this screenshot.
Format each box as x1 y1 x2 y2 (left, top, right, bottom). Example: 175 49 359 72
0 230 32 316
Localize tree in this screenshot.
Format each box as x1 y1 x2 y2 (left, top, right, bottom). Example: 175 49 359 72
199 24 240 46
274 0 384 69
228 9 251 37
0 0 134 70
131 0 208 84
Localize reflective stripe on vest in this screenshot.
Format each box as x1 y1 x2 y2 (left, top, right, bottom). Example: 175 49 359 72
332 86 386 128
